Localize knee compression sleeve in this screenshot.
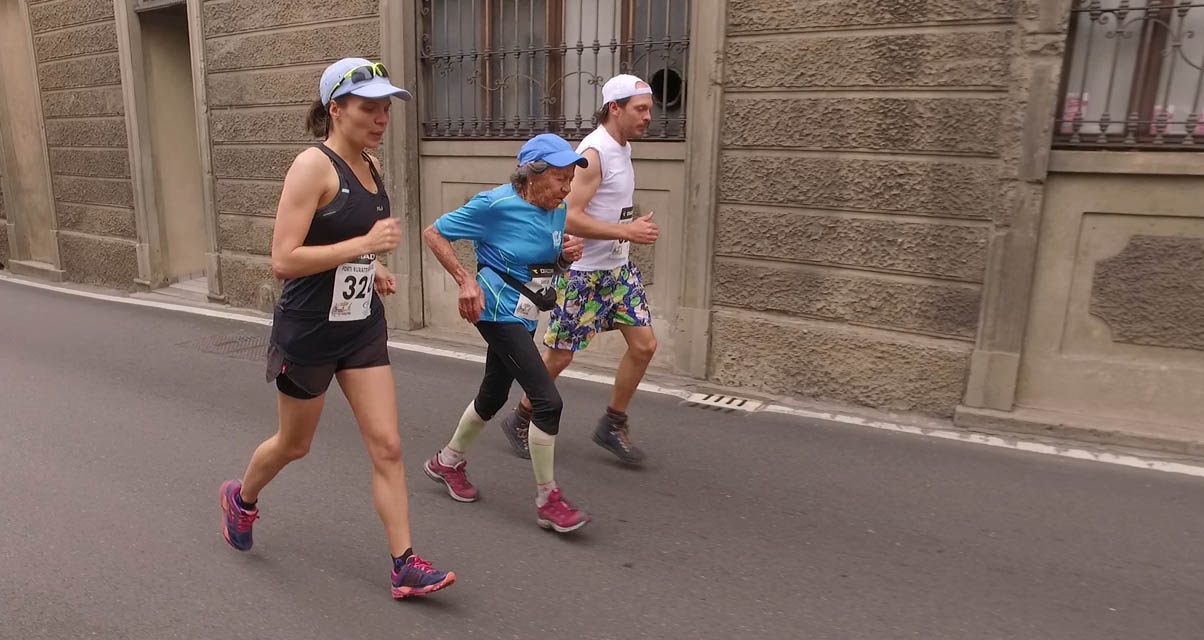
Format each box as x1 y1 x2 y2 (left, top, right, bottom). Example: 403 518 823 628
448 402 488 453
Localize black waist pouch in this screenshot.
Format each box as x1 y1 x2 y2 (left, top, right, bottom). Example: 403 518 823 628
482 264 558 311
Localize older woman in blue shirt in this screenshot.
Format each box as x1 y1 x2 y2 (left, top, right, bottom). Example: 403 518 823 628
421 133 591 533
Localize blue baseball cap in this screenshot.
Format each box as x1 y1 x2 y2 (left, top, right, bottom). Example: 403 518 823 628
319 57 413 105
517 133 589 168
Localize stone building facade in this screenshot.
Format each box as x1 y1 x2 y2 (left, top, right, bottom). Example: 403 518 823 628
2 0 135 286
710 1 1024 417
2 0 1201 450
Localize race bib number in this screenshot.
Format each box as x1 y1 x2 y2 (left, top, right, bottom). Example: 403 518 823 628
329 256 376 322
513 264 557 321
610 207 635 260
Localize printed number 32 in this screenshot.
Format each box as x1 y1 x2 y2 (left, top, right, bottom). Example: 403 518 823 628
343 275 370 300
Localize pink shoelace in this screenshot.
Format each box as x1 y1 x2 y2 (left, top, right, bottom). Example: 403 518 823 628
232 505 259 533
543 491 577 516
443 460 474 491
407 555 436 574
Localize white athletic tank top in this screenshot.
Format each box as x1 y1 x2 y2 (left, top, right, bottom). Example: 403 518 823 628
572 126 636 271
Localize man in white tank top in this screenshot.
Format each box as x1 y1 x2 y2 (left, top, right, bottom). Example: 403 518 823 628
497 74 660 467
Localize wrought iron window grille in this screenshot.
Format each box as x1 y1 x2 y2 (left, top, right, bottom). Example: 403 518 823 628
419 0 690 141
1056 0 1204 149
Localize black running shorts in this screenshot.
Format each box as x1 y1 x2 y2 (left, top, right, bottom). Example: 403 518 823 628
265 329 390 400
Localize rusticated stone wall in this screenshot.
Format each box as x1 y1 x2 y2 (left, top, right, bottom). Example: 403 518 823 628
1090 235 1204 352
711 0 1029 417
29 0 138 288
202 0 381 310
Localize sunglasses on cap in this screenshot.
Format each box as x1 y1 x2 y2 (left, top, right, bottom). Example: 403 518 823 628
328 62 389 103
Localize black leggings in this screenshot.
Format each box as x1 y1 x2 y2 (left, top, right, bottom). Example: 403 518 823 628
473 321 563 436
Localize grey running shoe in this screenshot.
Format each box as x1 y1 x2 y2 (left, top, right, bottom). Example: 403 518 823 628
499 409 531 459
592 416 645 466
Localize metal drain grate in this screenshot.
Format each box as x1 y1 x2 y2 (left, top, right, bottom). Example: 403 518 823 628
684 392 766 413
179 334 269 362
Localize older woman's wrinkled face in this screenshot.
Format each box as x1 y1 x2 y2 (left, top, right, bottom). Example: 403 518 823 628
526 165 577 210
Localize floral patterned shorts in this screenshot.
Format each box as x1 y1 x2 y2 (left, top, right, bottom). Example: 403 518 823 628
543 261 652 351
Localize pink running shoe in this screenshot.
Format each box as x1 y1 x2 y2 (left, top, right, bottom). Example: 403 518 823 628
424 454 480 502
536 489 590 533
391 554 455 599
219 479 259 551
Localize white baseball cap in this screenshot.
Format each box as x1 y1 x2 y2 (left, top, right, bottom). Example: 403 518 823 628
319 57 413 105
600 74 652 106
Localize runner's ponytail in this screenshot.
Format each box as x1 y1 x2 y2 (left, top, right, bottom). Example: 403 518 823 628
305 100 329 138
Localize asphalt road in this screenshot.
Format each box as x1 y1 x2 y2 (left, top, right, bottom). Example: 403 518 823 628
1 279 1202 640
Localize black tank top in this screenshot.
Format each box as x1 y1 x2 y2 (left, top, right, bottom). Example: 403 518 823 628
270 144 389 364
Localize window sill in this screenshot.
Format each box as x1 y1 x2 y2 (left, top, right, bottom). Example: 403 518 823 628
1049 150 1204 176
419 139 687 161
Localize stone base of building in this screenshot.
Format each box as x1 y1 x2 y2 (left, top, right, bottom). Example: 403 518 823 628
7 259 65 283
955 405 1204 459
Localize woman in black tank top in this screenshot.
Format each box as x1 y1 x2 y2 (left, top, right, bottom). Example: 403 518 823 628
216 57 454 600
271 143 390 364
